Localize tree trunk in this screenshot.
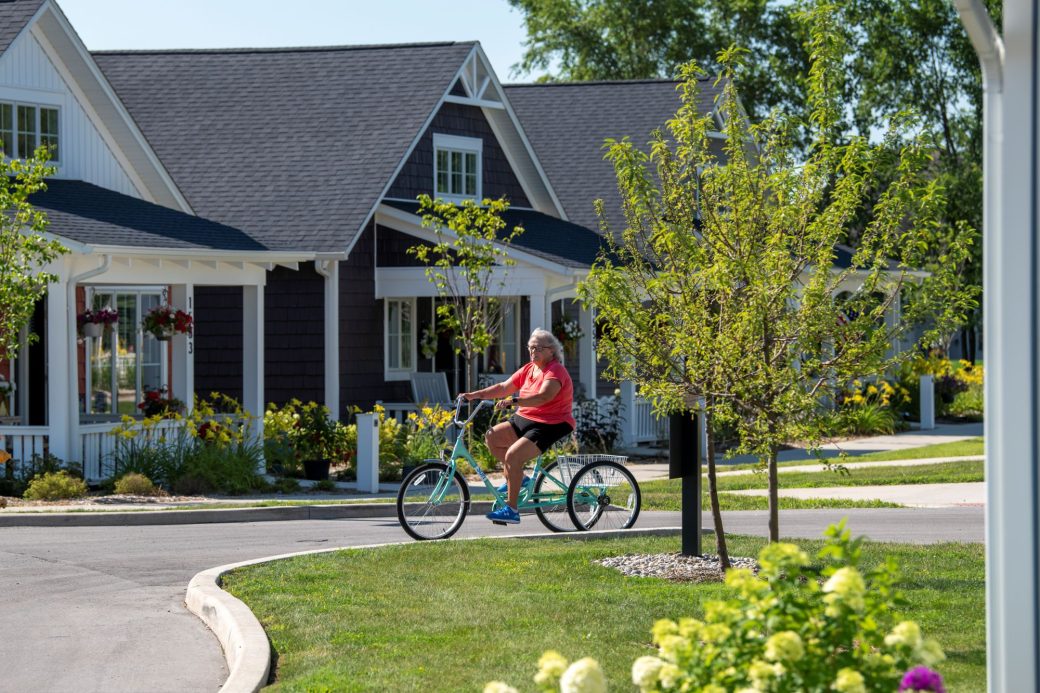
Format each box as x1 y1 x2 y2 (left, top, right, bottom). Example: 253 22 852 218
767 445 779 542
704 409 730 570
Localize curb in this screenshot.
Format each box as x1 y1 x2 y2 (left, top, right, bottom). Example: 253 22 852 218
0 501 503 528
186 526 686 692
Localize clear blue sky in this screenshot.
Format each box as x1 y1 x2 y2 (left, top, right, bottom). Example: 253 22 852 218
55 0 535 82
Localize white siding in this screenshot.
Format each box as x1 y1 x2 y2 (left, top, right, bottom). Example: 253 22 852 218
0 32 140 197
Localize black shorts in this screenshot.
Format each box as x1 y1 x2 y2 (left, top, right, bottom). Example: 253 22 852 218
508 414 574 453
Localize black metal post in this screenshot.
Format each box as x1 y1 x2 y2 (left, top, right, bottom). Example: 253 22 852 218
669 410 702 556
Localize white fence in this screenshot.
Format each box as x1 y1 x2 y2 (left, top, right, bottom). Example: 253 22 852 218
0 424 49 479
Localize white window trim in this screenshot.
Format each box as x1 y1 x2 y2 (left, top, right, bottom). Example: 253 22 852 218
433 132 482 203
0 98 60 164
384 297 417 381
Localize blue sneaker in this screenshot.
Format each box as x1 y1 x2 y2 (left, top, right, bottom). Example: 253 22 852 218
495 474 532 495
486 505 521 524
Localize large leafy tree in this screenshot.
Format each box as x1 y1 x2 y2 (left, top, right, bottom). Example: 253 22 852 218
409 196 524 398
511 0 996 358
0 150 65 362
578 3 977 543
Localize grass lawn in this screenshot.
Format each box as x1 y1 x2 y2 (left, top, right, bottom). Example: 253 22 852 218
641 486 902 511
712 437 983 472
711 459 983 492
224 534 984 692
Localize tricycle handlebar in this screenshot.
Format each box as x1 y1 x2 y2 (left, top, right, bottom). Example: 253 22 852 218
453 396 495 427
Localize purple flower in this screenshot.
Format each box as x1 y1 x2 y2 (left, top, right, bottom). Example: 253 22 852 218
899 666 945 693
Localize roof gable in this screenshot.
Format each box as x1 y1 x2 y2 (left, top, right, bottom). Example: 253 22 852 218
504 79 723 237
93 42 477 253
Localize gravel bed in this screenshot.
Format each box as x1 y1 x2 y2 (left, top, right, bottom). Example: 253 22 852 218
598 552 759 583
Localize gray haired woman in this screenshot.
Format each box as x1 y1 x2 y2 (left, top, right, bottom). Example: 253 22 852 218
461 328 575 524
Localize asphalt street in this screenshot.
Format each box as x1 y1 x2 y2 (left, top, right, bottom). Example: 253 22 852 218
0 507 983 692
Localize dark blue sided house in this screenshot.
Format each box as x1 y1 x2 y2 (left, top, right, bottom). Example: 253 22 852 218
0 0 743 480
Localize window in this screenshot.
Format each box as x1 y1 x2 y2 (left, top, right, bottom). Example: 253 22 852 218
83 289 167 416
487 298 521 374
0 102 58 161
385 298 415 379
433 133 481 201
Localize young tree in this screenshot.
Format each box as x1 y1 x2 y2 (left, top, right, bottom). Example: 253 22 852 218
0 150 66 362
409 196 524 398
579 2 977 544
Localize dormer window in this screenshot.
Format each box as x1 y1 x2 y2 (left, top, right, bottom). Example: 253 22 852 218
1 102 59 162
433 133 481 201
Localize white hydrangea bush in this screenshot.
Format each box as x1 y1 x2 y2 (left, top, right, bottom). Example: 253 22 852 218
488 521 945 693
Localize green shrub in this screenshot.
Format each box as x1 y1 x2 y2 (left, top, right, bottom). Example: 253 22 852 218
310 479 337 492
492 522 947 693
23 471 88 501
837 402 897 436
273 477 301 494
947 383 983 419
113 472 161 496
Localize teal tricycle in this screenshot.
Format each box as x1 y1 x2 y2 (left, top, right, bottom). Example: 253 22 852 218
396 397 641 541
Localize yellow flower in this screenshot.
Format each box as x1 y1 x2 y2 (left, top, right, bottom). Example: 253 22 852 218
559 657 606 693
832 668 866 693
823 566 866 615
0 450 10 464
483 682 518 693
866 384 878 395
765 631 804 662
535 650 568 688
631 656 665 690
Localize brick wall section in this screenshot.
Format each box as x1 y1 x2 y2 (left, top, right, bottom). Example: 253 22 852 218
386 102 531 205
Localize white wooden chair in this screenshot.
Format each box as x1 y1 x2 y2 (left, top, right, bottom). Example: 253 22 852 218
410 372 454 408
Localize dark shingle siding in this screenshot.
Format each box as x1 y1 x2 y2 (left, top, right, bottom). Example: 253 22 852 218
0 0 43 56
505 79 721 238
93 43 476 253
386 102 529 205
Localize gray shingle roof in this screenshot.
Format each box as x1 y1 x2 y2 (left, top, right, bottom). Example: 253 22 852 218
30 179 268 251
0 0 43 56
384 200 610 269
92 42 476 253
505 79 722 237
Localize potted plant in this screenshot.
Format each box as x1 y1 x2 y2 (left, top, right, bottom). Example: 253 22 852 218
552 317 584 358
77 306 119 338
142 305 193 341
137 386 185 418
292 402 347 481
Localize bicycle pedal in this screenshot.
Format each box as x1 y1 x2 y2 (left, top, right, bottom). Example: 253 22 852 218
492 521 507 526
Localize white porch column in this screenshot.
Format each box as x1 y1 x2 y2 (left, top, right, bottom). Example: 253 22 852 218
170 284 194 413
46 267 71 461
529 292 544 333
618 380 637 448
242 284 265 471
578 303 595 398
956 1 1036 688
317 261 340 421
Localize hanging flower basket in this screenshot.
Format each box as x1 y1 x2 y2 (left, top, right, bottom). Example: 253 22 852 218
77 307 119 338
142 305 193 341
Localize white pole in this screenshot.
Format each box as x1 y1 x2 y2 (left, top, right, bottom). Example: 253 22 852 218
242 284 265 474
954 1 1039 688
315 261 340 421
355 412 380 493
918 375 935 430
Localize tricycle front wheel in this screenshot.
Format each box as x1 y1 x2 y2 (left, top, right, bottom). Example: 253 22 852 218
396 462 470 540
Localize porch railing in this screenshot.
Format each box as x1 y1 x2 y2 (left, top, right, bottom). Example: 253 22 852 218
0 424 49 478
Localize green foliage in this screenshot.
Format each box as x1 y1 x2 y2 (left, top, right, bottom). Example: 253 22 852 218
263 399 353 475
501 523 945 692
107 392 265 494
0 146 68 362
834 402 898 437
1 452 81 497
272 476 302 494
113 472 160 496
573 393 623 453
310 479 337 492
23 470 88 501
408 196 524 393
578 3 977 540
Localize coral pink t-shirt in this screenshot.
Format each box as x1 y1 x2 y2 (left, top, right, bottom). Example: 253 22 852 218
510 360 576 428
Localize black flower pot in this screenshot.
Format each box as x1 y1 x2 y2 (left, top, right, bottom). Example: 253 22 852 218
302 459 330 481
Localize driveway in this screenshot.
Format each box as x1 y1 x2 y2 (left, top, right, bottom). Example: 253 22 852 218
1 507 983 692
